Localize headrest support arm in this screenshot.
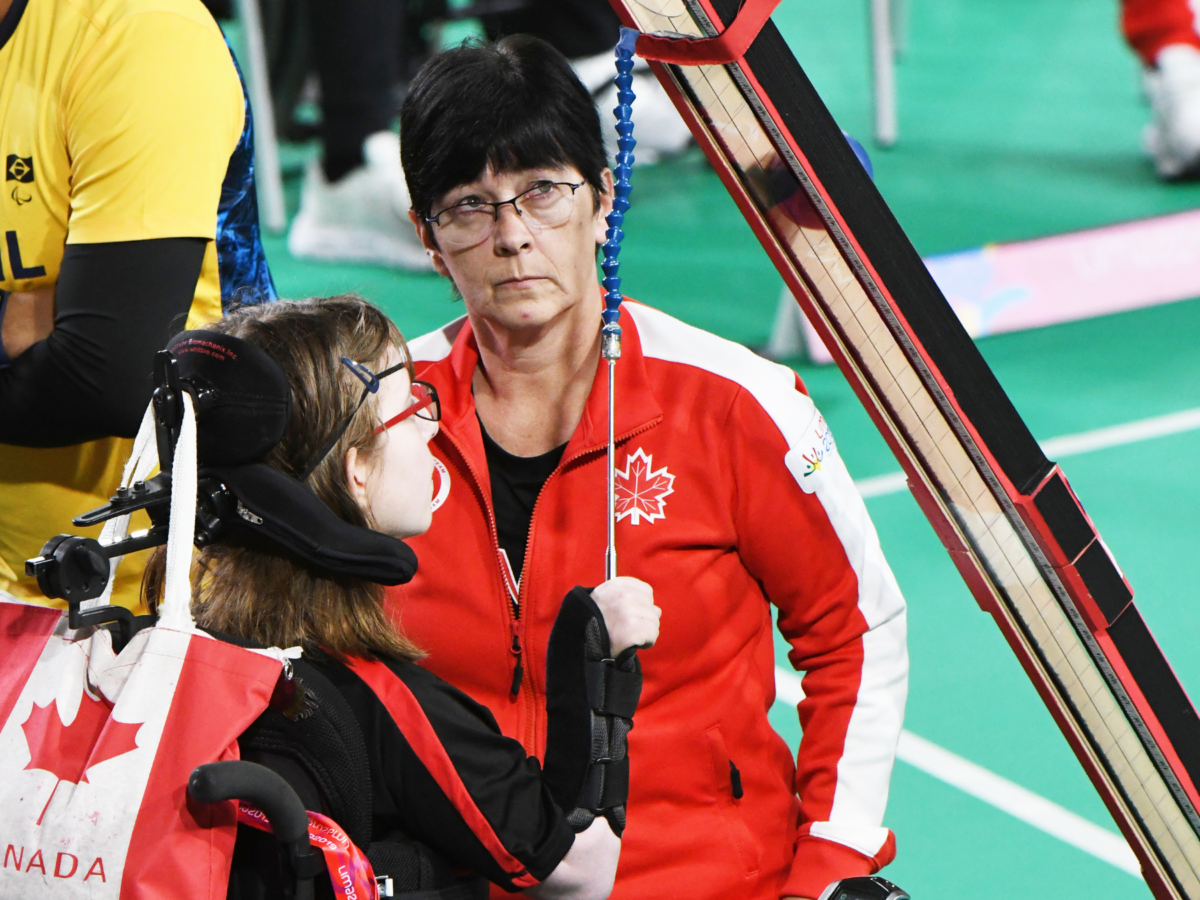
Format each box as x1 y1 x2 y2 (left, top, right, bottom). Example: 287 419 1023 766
152 350 184 473
26 332 419 611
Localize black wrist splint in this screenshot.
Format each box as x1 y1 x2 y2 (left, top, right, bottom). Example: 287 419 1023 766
542 586 642 837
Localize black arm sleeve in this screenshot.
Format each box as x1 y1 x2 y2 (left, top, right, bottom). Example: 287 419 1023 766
319 659 576 891
0 238 206 447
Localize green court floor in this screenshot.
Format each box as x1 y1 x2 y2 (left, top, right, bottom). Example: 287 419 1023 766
247 1 1200 896
780 298 1200 900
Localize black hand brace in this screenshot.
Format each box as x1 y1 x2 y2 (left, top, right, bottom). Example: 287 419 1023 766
541 586 643 837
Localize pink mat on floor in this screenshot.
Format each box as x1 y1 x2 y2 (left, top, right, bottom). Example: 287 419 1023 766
801 208 1200 364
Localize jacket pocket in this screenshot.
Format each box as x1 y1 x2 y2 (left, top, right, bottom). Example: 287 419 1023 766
704 724 763 877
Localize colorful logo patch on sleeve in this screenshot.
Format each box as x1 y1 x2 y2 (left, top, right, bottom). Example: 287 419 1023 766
785 414 838 495
615 448 675 525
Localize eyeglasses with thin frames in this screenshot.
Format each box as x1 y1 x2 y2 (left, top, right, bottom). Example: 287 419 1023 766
425 180 588 249
298 357 441 481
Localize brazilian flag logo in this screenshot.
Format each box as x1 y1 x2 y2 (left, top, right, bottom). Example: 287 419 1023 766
6 155 33 184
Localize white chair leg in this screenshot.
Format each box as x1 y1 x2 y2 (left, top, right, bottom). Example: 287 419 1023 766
870 0 898 147
236 0 287 233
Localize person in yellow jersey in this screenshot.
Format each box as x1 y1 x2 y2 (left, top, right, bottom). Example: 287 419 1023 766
0 0 276 610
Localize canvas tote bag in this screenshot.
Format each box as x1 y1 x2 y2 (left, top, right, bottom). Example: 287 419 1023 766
0 394 287 899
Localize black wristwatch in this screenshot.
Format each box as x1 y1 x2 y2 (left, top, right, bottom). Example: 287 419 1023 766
818 876 910 900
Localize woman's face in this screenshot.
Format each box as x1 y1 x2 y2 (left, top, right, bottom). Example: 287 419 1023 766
345 347 439 539
415 165 614 334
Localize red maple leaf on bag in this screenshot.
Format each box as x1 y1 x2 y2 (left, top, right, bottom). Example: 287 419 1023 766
615 448 676 525
22 691 142 823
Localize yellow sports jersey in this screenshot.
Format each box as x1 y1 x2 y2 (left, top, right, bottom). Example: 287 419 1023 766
0 0 244 609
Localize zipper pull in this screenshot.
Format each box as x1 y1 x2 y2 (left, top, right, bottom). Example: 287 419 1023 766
509 656 524 697
509 619 524 697
729 760 744 800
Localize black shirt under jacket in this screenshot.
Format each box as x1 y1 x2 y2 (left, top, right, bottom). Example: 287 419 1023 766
478 417 566 585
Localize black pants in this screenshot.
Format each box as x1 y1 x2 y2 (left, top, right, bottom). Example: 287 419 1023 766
308 0 620 182
483 0 620 60
307 0 400 182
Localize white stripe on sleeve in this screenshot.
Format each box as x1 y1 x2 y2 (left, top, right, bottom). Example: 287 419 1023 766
627 302 908 856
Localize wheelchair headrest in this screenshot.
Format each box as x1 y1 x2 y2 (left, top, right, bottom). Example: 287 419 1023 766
204 463 417 585
167 330 418 586
167 331 292 466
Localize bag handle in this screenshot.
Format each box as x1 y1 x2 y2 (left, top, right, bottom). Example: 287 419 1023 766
92 404 160 608
159 392 197 629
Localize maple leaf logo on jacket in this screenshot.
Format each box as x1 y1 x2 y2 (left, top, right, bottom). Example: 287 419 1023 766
615 448 675 525
21 691 142 823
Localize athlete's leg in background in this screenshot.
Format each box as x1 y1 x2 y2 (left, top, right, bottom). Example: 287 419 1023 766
1121 0 1200 178
308 0 397 183
1123 0 1200 63
287 0 430 270
482 0 692 163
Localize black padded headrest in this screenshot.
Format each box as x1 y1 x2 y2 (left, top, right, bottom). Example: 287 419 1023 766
163 330 417 586
205 464 418 586
168 330 292 466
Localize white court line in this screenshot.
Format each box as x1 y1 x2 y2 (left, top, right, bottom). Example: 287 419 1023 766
1040 406 1200 458
856 471 909 498
773 668 1142 876
853 406 1200 499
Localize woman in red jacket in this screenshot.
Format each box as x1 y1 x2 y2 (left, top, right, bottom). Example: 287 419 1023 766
394 35 909 900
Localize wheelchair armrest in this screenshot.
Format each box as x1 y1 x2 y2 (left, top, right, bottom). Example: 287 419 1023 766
189 760 322 900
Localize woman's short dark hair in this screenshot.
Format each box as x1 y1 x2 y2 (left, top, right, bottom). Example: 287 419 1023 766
400 35 608 219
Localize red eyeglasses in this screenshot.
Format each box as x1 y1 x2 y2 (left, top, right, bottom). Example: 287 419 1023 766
374 380 440 434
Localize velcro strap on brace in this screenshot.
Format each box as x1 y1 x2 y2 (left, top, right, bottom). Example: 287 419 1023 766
584 659 641 718
577 756 630 810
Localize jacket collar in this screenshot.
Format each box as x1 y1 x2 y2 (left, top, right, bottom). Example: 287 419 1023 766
424 298 663 477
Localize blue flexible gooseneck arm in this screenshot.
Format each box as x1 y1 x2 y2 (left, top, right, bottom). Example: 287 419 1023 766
601 27 638 580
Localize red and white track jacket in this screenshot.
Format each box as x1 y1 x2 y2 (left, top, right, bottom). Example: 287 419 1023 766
391 300 908 900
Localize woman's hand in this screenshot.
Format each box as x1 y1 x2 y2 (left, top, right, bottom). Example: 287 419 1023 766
590 577 660 657
524 816 619 900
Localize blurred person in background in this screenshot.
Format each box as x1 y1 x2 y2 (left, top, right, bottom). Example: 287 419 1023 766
286 0 432 270
1123 0 1200 178
481 0 692 164
286 0 689 269
0 0 273 610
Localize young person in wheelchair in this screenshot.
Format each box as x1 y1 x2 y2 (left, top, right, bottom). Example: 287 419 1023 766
142 295 659 899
